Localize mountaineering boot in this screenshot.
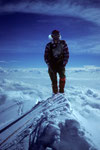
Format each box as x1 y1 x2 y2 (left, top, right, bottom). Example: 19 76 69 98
52 84 58 94
59 78 66 93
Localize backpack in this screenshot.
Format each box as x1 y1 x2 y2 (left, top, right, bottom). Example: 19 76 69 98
50 40 64 64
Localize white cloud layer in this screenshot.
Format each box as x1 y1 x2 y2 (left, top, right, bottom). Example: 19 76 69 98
0 66 100 74
67 35 100 54
0 0 100 25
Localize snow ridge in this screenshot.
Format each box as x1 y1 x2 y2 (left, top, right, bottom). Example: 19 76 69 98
28 94 97 150
3 94 97 150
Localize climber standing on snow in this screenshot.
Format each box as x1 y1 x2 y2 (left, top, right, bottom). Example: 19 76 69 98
44 30 69 94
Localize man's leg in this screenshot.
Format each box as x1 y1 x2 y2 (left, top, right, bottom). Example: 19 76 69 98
48 68 58 94
58 67 66 93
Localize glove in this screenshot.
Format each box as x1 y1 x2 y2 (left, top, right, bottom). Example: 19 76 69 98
62 61 68 67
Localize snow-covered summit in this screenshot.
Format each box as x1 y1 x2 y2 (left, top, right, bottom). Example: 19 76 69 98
1 94 97 150
28 94 97 150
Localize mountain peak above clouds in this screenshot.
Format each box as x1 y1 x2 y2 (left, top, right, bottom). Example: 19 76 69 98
11 94 96 150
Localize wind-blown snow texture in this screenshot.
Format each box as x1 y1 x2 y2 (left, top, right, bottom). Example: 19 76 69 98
0 66 100 149
1 94 97 150
28 94 96 150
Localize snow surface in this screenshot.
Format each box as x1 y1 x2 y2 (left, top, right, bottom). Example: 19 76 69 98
0 66 100 149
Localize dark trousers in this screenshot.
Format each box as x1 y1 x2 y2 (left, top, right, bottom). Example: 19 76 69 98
48 66 66 94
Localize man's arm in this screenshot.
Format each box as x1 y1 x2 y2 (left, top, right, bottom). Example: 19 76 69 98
62 40 69 67
44 43 55 73
44 43 51 66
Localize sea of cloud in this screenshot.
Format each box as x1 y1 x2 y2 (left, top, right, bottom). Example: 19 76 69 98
0 66 100 148
0 66 100 106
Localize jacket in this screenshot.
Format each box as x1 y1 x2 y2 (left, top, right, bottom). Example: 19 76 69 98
44 40 69 68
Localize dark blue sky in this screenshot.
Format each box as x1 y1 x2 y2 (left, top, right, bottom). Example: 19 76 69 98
0 0 100 68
